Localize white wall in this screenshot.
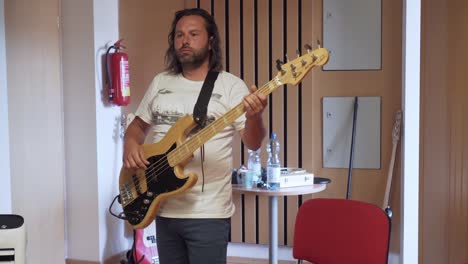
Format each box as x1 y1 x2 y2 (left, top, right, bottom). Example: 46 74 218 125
0 0 11 214
93 0 131 260
401 0 420 263
62 0 130 261
5 0 66 262
62 0 100 260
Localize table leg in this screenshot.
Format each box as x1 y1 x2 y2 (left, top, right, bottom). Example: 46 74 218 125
269 196 278 264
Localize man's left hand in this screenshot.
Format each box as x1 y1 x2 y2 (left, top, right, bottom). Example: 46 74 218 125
243 85 268 119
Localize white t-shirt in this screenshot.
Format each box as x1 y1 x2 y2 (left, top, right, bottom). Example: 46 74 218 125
135 71 249 218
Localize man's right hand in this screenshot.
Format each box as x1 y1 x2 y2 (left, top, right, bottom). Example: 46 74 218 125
122 116 151 170
123 141 149 170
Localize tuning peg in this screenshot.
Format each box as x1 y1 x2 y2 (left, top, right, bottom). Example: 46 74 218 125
276 59 286 75
317 40 321 49
304 44 312 53
296 49 301 58
285 54 290 62
290 63 297 76
276 59 283 71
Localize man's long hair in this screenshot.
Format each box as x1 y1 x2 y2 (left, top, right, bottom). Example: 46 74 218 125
165 8 223 74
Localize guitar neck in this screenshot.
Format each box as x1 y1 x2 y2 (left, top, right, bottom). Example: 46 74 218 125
167 77 282 166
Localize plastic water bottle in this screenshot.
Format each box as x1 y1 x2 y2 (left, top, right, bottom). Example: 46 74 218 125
247 148 262 186
266 133 281 190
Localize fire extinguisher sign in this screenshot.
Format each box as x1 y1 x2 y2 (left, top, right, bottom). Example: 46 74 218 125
120 59 130 97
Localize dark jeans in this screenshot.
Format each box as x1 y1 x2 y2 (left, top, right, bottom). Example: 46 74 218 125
156 216 231 264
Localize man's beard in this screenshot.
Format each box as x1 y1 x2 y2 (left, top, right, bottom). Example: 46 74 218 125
176 45 210 69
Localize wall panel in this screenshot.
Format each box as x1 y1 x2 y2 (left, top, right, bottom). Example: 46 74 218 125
270 0 286 246
119 0 186 114
227 0 243 242
421 0 468 263
284 0 300 245
242 0 257 244
257 0 271 245
446 1 468 262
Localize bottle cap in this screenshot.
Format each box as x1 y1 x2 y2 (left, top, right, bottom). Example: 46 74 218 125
271 133 277 139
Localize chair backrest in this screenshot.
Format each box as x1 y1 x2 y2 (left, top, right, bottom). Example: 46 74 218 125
293 198 391 264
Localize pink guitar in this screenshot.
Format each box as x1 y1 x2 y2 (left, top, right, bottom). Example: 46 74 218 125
132 221 159 264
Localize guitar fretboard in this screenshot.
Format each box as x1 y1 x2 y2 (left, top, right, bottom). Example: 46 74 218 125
167 78 282 166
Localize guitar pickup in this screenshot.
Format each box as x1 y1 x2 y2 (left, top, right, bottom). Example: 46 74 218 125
132 175 143 195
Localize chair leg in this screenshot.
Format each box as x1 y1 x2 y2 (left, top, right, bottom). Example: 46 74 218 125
297 260 303 264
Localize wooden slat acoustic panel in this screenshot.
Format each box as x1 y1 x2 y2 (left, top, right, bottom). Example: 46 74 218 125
199 0 211 13
184 0 197 8
285 0 300 246
300 0 317 204
197 0 321 247
270 0 286 246
213 0 227 69
257 0 271 245
226 0 243 243
242 0 257 244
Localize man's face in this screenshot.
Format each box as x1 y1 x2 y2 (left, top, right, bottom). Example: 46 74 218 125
174 15 211 67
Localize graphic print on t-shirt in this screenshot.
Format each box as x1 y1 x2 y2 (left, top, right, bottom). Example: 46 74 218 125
151 88 220 133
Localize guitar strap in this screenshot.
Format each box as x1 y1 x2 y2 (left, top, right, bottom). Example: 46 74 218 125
192 70 219 192
193 70 219 128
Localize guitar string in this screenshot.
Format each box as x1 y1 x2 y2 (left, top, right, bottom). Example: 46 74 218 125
121 81 276 200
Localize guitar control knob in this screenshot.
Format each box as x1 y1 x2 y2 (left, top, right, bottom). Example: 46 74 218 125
147 192 154 197
144 199 150 205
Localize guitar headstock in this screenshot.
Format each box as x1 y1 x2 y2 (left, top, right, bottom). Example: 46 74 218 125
275 46 329 86
392 110 402 143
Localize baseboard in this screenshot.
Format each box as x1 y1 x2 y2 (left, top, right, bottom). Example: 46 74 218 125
67 250 396 264
66 259 98 264
66 255 294 264
66 252 125 264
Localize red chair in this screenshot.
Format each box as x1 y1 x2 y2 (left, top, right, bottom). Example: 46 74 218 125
293 198 391 264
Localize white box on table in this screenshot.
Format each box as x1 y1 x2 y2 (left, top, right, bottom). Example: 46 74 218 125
279 168 314 188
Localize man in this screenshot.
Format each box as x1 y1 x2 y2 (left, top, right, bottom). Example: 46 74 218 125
123 8 267 264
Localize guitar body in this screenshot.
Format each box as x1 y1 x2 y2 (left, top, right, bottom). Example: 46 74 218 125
119 115 199 229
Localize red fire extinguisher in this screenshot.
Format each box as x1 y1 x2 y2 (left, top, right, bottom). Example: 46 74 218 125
106 39 130 106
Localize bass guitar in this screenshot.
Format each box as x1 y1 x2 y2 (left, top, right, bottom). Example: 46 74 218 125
119 46 329 229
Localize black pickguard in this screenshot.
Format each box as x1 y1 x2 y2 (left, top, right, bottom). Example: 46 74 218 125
123 143 188 225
